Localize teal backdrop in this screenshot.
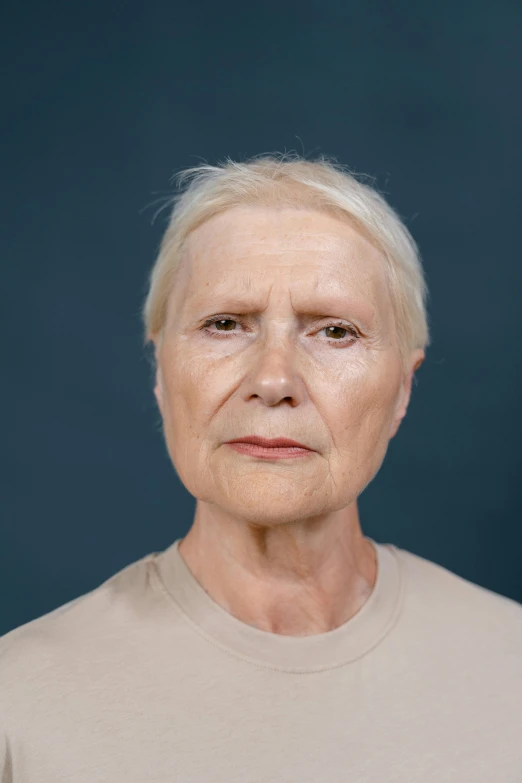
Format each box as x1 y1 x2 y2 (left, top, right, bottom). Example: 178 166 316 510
2 0 521 635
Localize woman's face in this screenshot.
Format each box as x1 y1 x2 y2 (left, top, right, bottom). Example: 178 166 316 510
154 205 423 526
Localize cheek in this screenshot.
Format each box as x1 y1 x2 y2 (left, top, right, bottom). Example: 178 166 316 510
160 353 225 473
331 368 400 453
162 346 206 412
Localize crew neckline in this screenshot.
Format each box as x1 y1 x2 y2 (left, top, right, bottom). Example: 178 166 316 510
152 537 403 672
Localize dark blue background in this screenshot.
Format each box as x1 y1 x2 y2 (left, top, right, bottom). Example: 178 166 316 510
2 0 521 635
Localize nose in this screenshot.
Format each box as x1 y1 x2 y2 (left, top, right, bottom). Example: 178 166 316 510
243 336 304 407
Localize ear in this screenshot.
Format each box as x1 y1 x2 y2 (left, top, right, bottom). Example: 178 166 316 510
389 349 425 439
154 365 164 417
151 335 164 417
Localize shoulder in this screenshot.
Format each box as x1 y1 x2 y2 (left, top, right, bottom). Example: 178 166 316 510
0 552 157 702
392 542 522 652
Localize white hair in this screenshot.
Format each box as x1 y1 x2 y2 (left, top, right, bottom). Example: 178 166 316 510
142 153 430 375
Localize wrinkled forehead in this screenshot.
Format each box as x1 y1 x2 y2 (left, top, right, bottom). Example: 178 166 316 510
173 206 393 322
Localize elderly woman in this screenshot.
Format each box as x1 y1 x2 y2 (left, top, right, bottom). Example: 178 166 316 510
1 154 521 781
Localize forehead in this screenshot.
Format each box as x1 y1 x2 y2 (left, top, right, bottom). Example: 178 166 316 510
184 205 384 267
176 206 390 315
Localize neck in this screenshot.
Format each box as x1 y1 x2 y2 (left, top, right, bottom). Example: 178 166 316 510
177 502 377 636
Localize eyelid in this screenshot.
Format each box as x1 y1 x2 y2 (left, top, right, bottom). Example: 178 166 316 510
201 314 360 338
202 313 358 329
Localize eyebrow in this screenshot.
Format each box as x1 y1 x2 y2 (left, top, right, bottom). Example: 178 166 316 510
189 290 376 326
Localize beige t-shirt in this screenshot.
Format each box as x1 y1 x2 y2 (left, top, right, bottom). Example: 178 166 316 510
1 536 521 782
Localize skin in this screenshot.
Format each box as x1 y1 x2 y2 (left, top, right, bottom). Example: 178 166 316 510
152 205 424 636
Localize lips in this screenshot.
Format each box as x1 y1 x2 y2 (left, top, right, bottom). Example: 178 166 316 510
225 436 313 450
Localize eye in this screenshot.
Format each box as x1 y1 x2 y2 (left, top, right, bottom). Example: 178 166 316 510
203 317 237 333
201 316 359 346
322 322 359 344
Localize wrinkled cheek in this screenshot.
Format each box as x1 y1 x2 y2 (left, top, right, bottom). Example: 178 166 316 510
337 402 395 485
161 389 212 494
359 409 395 477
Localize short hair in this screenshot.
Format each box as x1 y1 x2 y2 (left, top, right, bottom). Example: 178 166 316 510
142 153 430 375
